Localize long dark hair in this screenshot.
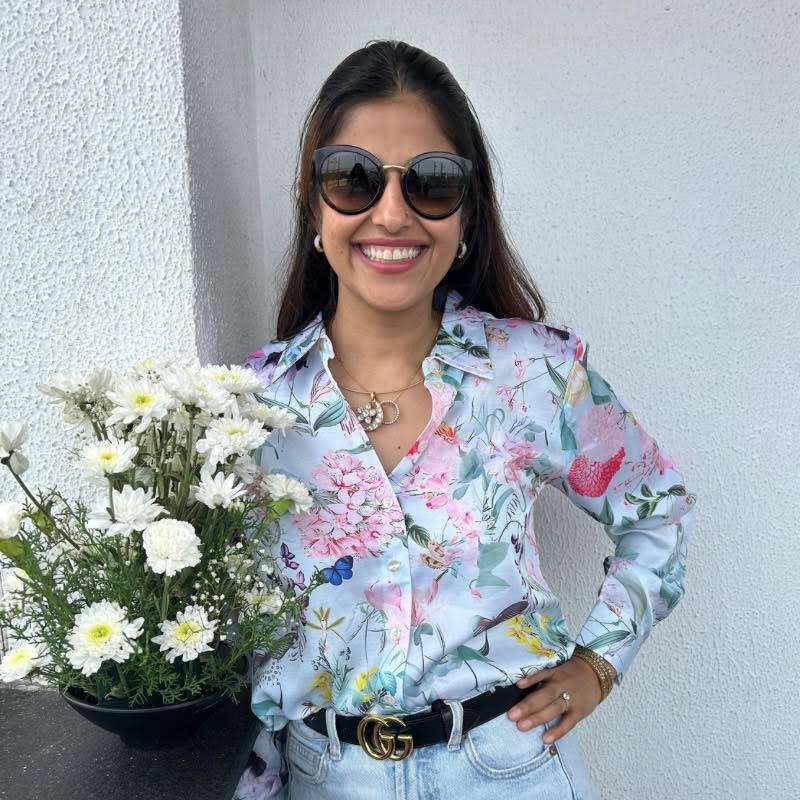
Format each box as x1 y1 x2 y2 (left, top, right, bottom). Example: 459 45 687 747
275 40 546 340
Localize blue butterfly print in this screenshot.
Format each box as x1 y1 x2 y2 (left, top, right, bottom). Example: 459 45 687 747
322 556 354 586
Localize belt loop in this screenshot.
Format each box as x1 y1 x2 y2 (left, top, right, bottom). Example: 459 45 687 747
325 707 342 761
445 700 464 751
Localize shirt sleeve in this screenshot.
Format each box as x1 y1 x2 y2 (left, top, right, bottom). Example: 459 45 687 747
551 331 696 681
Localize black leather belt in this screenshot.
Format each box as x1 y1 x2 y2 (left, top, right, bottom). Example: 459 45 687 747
302 681 539 761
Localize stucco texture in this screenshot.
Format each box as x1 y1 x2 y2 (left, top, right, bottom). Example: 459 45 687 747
1 0 197 496
248 2 799 798
1 1 798 798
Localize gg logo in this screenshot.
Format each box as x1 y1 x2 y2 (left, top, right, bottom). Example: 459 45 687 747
356 714 414 761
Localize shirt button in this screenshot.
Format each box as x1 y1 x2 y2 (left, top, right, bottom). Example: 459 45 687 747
387 559 401 572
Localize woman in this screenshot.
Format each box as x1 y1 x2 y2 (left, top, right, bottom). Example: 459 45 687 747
234 40 695 800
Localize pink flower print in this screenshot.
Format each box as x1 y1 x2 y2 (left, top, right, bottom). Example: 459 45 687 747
309 369 334 405
523 553 550 590
568 447 625 497
513 353 528 381
487 432 538 483
631 420 676 479
470 588 483 601
423 435 460 478
599 580 628 616
365 579 408 643
328 487 368 522
359 465 386 494
340 405 360 436
575 403 626 462
445 498 480 536
495 384 516 411
365 578 403 613
311 452 362 492
411 579 440 626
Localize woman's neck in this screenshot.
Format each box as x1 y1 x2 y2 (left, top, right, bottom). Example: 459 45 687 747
325 292 442 387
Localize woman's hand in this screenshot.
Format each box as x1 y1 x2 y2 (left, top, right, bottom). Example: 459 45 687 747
507 655 616 744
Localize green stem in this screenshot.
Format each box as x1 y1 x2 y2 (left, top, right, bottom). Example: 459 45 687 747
160 575 172 620
115 663 130 695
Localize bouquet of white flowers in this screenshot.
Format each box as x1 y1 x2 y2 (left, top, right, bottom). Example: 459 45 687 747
0 359 319 713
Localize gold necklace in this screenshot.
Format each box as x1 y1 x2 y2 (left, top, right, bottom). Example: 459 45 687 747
333 330 438 432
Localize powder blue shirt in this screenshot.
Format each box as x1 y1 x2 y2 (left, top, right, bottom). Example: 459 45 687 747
242 288 696 731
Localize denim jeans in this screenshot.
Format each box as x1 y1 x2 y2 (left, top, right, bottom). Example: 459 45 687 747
284 701 600 800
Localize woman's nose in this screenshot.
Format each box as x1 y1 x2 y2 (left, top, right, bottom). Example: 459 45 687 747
369 172 410 231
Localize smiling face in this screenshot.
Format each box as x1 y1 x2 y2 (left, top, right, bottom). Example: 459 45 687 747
314 94 465 317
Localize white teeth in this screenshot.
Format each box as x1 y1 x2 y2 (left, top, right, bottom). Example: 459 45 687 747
359 245 422 262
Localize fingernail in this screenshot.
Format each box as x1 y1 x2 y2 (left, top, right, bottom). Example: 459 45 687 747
543 735 553 743
508 709 520 720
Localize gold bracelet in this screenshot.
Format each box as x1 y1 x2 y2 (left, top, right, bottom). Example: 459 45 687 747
571 644 615 702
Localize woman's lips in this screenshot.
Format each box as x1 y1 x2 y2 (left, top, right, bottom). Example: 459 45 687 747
352 243 427 274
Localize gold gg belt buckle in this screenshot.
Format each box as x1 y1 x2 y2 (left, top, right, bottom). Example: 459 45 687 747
356 714 414 761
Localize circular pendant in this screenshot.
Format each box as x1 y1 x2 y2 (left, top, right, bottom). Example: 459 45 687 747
356 395 384 431
380 400 400 425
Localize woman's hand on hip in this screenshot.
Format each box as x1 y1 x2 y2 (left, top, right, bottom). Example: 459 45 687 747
507 655 615 744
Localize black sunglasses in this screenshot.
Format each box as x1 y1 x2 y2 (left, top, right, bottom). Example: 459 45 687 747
312 145 472 220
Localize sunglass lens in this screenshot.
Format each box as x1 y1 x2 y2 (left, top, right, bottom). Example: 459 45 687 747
318 151 381 213
405 156 467 218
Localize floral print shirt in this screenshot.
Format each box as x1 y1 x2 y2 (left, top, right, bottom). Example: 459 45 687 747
242 288 696 732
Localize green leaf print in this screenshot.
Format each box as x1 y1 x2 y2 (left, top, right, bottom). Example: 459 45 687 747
668 484 687 496
587 369 612 405
313 397 347 430
491 488 514 521
581 629 630 651
477 541 510 588
545 357 567 396
407 524 431 548
253 394 309 425
459 450 484 482
452 323 465 338
597 497 614 525
560 412 578 452
413 623 434 645
379 671 397 695
614 570 650 629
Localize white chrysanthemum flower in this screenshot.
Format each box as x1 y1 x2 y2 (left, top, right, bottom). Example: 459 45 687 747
106 378 175 434
192 471 246 509
231 455 261 484
162 367 234 416
127 357 176 382
0 501 25 539
244 587 284 615
81 436 139 480
150 604 218 663
142 519 202 576
87 486 165 537
201 365 263 396
0 422 29 474
261 473 313 515
38 370 114 428
65 600 144 677
195 414 267 472
0 641 50 682
236 399 296 433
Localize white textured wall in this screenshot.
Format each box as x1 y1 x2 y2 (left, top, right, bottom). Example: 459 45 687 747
181 0 267 365
249 1 800 798
0 0 197 497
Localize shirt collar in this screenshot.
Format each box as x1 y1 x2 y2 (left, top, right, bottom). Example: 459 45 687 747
269 289 494 384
